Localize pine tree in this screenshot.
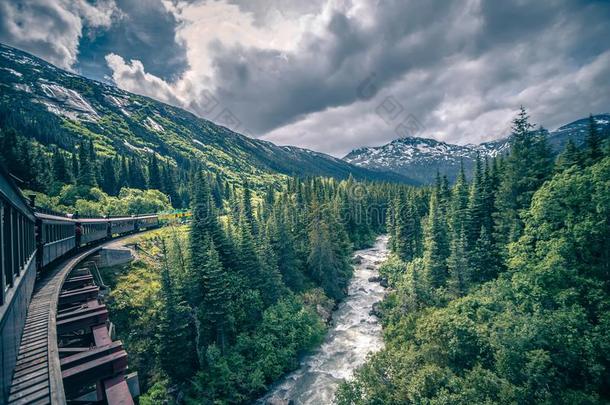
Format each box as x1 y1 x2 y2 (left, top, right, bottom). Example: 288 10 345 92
237 214 265 292
77 140 96 187
469 226 501 283
158 239 196 382
197 238 231 353
52 149 71 184
495 107 552 247
447 229 469 296
555 139 581 171
422 192 449 290
148 153 162 190
100 158 117 195
465 154 484 249
449 161 469 236
268 208 305 291
117 156 129 190
257 231 286 305
585 114 603 165
394 193 422 262
72 152 80 181
162 164 178 207
242 180 258 235
128 158 146 189
307 199 351 300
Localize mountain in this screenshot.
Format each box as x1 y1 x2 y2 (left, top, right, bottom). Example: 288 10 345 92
0 43 415 188
343 115 610 183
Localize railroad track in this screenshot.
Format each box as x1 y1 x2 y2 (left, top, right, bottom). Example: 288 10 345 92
6 237 140 404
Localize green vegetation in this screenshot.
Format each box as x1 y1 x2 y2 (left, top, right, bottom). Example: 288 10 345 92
337 109 610 404
101 175 394 403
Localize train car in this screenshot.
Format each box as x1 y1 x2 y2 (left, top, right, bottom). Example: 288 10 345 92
79 217 110 245
109 216 136 236
136 214 159 231
35 212 77 267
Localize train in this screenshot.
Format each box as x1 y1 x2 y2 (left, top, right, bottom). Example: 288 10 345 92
34 211 160 269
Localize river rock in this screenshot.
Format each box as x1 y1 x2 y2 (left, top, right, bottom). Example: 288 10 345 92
380 277 389 288
369 302 383 318
353 255 364 264
368 276 381 282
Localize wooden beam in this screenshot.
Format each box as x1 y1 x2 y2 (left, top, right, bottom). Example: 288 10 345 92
57 308 108 335
104 375 134 405
58 286 99 306
63 274 94 289
62 351 128 397
92 324 112 347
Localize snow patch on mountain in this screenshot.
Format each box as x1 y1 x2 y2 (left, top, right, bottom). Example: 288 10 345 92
124 140 153 154
38 82 99 120
1 67 22 77
145 116 164 132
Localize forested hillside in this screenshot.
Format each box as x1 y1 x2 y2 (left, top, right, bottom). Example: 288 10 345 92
337 109 610 403
0 42 414 214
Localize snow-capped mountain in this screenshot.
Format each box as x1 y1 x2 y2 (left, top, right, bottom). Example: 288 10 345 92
343 115 610 183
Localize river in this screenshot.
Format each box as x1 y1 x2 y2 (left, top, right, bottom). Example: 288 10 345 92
259 235 389 404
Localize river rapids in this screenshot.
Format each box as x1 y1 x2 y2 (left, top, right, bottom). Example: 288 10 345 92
259 235 389 404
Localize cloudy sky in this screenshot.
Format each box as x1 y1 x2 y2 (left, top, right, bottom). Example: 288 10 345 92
1 0 609 156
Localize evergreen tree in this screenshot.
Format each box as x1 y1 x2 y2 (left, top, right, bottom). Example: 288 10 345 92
128 158 147 189
469 225 501 283
117 156 129 190
100 158 117 195
77 140 96 187
394 193 422 262
447 229 469 296
197 238 231 354
157 239 196 382
71 152 79 183
161 164 178 207
422 192 449 290
585 114 603 164
495 107 552 247
52 148 71 184
242 180 258 235
555 139 581 171
449 161 469 236
268 208 305 291
257 231 286 305
465 154 484 249
148 154 162 190
307 199 351 300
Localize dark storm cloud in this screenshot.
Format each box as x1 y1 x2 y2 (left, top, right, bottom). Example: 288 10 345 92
211 0 610 140
76 0 188 81
0 0 118 69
